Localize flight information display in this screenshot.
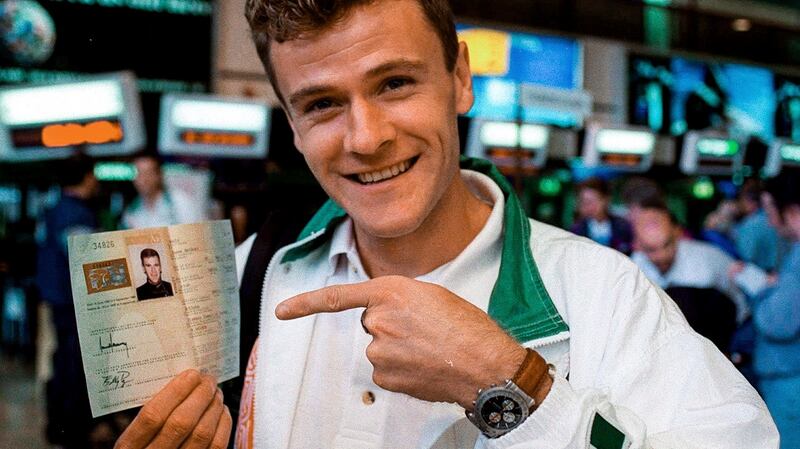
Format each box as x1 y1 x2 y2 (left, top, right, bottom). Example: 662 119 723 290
0 72 145 161
465 120 550 174
456 24 583 127
680 131 745 175
670 59 775 139
775 76 800 142
581 125 656 172
158 94 270 159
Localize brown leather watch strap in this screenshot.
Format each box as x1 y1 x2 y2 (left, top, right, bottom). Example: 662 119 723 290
512 348 548 397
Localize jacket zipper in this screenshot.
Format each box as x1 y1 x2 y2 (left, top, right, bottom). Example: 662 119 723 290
252 229 326 447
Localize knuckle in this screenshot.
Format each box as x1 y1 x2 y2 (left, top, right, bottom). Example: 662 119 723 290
164 414 194 439
189 425 215 446
324 287 342 311
136 406 164 430
365 342 379 362
372 370 385 387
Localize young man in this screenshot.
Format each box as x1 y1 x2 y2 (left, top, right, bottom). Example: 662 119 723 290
115 1 777 448
135 248 174 301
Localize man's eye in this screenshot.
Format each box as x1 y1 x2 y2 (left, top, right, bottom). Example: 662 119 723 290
306 99 334 113
385 77 412 91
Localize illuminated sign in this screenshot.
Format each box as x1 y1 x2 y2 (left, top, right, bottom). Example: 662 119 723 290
680 131 745 175
782 144 800 163
763 140 800 177
158 93 270 159
696 138 739 157
0 72 145 161
42 0 212 16
582 125 656 172
466 120 550 174
94 162 136 182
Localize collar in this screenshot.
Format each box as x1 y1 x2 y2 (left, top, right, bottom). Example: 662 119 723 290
282 156 568 343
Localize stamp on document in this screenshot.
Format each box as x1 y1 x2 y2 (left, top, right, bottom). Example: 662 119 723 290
83 258 132 295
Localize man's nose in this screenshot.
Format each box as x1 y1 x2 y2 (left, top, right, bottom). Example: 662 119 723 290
343 98 396 155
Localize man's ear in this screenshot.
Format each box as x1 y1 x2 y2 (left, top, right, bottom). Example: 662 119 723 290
453 41 474 115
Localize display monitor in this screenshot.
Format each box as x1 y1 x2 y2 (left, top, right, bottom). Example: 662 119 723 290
0 72 145 161
581 125 656 172
158 94 270 159
763 140 800 177
680 131 745 175
775 76 800 142
465 119 550 174
670 58 775 140
457 24 584 127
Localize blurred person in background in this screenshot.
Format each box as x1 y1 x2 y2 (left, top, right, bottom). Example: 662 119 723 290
700 198 740 259
631 205 758 326
620 176 666 223
35 154 98 448
733 180 787 273
569 177 633 254
745 173 800 449
120 153 204 229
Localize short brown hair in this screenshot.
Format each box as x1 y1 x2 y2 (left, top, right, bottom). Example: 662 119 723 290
576 177 610 197
244 0 458 104
140 248 161 263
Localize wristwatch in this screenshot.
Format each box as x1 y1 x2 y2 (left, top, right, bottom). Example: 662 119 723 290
465 348 553 438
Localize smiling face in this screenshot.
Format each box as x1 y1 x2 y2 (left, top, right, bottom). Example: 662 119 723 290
269 0 474 241
142 256 162 285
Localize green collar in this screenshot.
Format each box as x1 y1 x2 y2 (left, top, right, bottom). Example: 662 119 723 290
282 156 568 343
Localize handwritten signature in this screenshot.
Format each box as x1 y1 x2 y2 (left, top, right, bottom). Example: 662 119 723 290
99 332 129 358
101 370 132 391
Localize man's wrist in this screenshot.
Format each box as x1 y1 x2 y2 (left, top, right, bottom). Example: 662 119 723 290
459 343 527 410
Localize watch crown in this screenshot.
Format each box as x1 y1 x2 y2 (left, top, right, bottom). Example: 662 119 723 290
477 388 483 394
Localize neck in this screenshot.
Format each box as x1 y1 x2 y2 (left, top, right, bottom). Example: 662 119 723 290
355 174 492 279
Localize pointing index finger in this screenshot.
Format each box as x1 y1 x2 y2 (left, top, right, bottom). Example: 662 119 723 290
276 282 380 320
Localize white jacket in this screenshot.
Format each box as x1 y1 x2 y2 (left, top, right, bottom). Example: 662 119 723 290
235 160 777 449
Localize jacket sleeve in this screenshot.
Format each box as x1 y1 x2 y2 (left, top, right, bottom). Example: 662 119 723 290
479 255 778 449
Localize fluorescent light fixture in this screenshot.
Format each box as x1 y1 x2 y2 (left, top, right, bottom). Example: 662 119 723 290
479 122 549 149
480 121 518 147
697 138 739 157
520 124 549 149
596 129 655 154
0 80 124 125
171 99 267 132
781 143 800 162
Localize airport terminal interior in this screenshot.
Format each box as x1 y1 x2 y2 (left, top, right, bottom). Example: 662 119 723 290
0 0 799 448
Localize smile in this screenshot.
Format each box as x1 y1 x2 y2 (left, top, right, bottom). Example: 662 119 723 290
352 156 418 185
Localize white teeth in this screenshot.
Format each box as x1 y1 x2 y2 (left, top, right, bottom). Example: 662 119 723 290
357 159 413 184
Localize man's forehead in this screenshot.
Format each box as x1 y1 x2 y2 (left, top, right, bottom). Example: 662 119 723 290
269 0 439 94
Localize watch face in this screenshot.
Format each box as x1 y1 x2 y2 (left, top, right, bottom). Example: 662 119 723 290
480 394 523 430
